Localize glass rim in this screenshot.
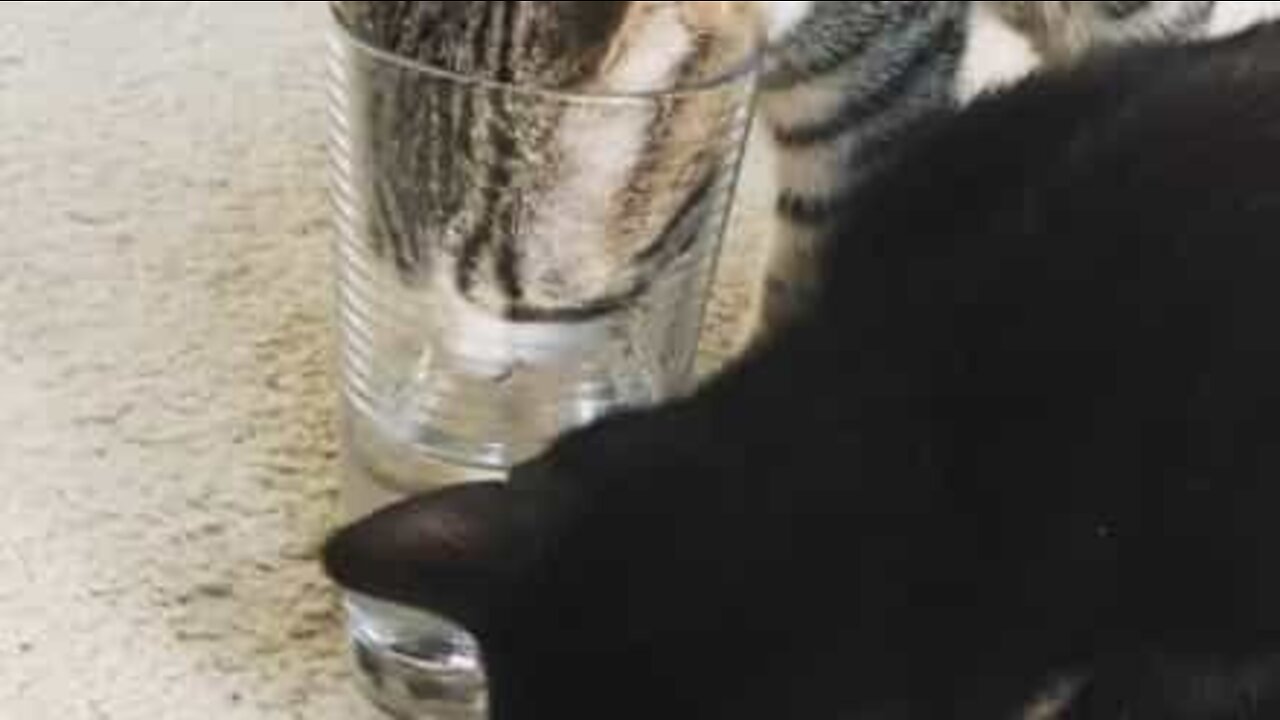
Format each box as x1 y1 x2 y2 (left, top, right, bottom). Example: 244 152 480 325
330 10 764 103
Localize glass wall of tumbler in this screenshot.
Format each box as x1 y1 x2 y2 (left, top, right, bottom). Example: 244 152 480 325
327 4 762 717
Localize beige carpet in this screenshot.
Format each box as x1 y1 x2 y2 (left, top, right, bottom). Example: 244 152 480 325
0 3 769 718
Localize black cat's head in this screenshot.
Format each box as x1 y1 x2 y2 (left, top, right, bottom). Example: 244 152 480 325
322 382 886 719
323 445 754 720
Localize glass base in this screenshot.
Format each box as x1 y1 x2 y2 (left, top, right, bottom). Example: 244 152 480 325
346 595 488 720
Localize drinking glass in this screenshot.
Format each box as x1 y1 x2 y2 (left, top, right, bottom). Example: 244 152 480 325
327 8 761 718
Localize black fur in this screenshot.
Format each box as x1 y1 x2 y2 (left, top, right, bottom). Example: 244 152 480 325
326 24 1280 719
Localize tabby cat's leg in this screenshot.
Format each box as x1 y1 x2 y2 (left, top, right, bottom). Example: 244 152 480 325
754 1 969 336
760 212 827 334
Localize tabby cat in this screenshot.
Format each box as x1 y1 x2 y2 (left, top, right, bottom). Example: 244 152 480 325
756 0 1250 328
332 2 978 340
327 18 1280 720
332 2 1255 341
331 1 791 361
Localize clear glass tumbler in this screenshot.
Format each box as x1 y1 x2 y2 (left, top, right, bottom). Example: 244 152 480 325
327 7 760 719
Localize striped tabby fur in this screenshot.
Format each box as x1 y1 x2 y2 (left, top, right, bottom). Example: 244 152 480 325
333 2 761 330
754 1 1266 331
333 2 1269 344
757 2 970 329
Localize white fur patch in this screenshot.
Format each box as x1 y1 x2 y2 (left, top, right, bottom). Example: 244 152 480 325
959 2 1042 102
1210 0 1280 37
749 1 816 42
525 102 649 303
607 4 696 92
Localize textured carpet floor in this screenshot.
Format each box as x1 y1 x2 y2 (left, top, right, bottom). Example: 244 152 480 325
0 3 769 718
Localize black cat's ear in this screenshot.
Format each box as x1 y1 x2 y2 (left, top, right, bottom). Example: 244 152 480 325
323 482 529 630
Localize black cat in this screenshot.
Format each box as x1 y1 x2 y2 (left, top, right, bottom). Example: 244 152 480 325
326 23 1280 719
